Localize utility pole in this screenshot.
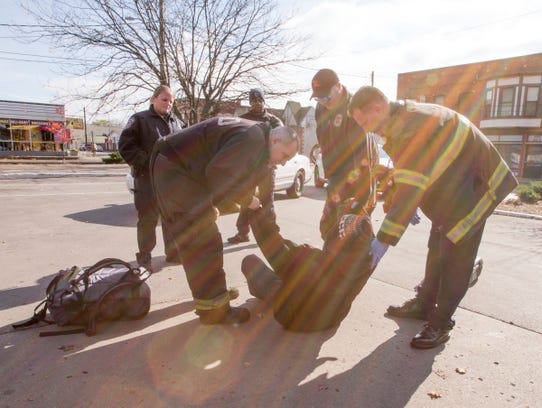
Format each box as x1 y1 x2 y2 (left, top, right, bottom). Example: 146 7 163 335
83 107 88 145
159 0 167 84
371 71 374 86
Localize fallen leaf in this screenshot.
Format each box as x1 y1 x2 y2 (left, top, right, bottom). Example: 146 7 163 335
428 391 441 399
435 369 446 379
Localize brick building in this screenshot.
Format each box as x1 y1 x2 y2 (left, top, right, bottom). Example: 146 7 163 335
397 52 542 179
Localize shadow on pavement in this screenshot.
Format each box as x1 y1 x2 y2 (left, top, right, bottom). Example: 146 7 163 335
2 297 438 407
65 203 137 227
0 273 57 314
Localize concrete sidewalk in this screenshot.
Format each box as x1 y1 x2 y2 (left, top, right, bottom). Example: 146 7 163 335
1 275 540 407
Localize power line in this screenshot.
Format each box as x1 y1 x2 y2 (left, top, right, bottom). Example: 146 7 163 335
0 49 89 62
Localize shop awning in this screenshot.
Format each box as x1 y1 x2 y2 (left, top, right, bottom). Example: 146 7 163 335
9 125 40 130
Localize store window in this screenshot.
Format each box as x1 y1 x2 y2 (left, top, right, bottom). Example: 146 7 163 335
487 135 522 177
523 144 542 179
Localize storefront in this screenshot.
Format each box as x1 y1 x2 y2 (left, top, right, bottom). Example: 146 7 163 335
0 100 69 155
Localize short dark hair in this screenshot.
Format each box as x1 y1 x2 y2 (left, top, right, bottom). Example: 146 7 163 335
348 86 388 115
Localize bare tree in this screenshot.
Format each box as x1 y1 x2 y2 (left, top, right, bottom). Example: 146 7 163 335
19 0 311 124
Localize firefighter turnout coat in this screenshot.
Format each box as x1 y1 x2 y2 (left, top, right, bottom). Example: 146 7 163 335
315 88 378 239
378 101 518 246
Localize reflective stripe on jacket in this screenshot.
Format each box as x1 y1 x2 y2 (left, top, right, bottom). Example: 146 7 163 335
378 101 518 246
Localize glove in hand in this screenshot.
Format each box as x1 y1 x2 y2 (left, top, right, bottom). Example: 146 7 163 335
338 214 360 239
370 239 389 270
410 208 421 225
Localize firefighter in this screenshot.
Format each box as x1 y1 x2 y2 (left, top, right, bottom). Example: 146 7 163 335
311 69 379 246
150 117 298 325
347 86 518 349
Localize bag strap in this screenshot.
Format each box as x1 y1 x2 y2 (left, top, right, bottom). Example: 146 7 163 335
39 328 85 336
73 258 136 286
12 299 50 329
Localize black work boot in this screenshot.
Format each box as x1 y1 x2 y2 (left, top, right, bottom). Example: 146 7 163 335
241 255 282 300
136 252 153 272
227 233 249 244
386 298 436 320
410 321 453 349
198 303 250 325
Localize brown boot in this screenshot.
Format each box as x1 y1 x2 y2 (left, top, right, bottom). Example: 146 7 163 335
198 303 250 325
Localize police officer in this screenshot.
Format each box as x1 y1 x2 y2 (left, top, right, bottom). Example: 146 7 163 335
311 69 378 247
119 85 183 270
227 88 283 244
151 117 298 325
348 86 518 349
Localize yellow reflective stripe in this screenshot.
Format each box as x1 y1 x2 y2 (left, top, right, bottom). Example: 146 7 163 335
447 161 510 243
427 119 470 187
381 218 406 239
194 292 230 311
487 161 509 201
447 192 494 243
394 169 429 190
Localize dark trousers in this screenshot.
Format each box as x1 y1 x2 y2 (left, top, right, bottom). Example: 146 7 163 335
133 175 177 262
235 207 251 236
152 154 228 305
235 169 275 236
247 209 372 331
418 221 486 329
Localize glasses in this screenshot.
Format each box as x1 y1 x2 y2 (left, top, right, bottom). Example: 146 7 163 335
314 95 331 103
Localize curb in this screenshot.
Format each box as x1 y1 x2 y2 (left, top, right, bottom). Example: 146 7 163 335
494 209 542 221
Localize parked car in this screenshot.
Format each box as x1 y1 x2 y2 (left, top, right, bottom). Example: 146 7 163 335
313 145 326 188
125 153 313 199
79 143 103 152
274 153 312 198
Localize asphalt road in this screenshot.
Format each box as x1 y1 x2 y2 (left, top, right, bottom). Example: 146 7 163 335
2 164 540 333
1 163 541 407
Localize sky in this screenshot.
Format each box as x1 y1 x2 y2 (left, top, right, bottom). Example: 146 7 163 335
1 0 541 124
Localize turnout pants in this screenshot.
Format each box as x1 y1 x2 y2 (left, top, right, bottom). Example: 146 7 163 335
418 221 486 329
152 153 230 312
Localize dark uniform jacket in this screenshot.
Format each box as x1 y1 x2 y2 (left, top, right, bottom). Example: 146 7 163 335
241 109 283 128
156 117 271 209
249 205 373 332
378 101 518 246
240 109 283 212
315 87 378 238
119 105 182 177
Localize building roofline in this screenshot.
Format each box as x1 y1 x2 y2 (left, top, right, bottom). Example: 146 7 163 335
399 51 542 76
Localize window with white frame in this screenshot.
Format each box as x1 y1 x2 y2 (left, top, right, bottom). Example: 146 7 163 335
497 87 515 117
484 76 541 119
524 86 540 117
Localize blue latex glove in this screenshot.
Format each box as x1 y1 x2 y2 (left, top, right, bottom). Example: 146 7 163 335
410 208 421 225
370 238 389 271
